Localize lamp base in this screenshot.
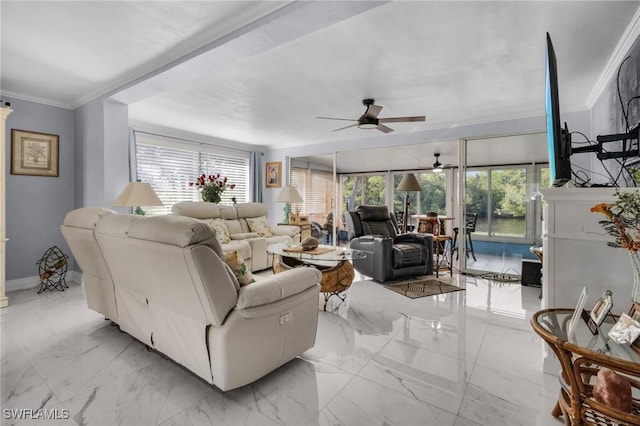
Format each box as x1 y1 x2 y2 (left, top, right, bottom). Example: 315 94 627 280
282 203 291 224
403 194 410 234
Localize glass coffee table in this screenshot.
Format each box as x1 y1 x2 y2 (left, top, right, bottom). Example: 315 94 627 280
267 244 366 310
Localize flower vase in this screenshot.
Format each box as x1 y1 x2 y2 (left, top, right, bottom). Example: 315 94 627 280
630 251 640 303
201 185 221 204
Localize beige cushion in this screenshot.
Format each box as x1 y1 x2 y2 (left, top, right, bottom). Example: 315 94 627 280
172 201 221 219
235 202 268 219
246 216 273 237
223 251 255 287
206 218 231 244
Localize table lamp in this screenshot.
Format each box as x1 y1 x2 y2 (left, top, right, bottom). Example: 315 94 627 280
113 181 163 215
396 173 421 233
275 186 303 224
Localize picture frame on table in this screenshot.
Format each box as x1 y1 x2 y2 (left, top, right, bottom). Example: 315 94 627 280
589 290 613 327
265 161 281 188
11 129 59 177
568 287 587 337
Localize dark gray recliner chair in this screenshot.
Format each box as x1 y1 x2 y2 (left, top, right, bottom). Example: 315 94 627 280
346 205 433 282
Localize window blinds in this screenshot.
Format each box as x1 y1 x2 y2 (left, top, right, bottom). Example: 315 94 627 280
291 167 333 217
135 134 249 215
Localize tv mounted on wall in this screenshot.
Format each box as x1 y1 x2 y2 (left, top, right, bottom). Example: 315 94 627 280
545 32 572 187
545 33 639 187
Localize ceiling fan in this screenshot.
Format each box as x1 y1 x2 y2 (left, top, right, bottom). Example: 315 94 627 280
433 153 443 173
317 99 425 133
432 153 454 172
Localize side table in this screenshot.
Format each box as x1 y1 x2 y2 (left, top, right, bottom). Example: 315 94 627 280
279 221 311 240
433 235 453 277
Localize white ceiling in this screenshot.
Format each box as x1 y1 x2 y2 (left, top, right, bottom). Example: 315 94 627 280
2 1 639 153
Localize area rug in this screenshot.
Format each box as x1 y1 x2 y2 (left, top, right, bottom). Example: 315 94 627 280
385 278 464 299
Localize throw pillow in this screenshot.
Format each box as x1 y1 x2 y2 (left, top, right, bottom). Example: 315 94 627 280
206 218 231 245
246 216 273 237
223 251 255 287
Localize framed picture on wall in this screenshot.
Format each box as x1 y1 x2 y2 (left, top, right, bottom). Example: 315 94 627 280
11 129 59 177
265 161 281 188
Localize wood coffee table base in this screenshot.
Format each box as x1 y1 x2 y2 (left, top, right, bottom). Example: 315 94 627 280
273 255 355 310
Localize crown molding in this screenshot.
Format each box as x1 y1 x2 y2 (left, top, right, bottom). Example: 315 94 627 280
586 5 640 108
0 91 73 110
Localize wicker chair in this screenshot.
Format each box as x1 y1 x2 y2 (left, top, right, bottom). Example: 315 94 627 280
531 308 640 426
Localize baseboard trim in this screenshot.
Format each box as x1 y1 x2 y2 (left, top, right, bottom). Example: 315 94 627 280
6 271 81 293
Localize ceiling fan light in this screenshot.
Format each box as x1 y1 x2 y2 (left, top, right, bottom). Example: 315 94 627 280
358 115 379 129
432 153 443 172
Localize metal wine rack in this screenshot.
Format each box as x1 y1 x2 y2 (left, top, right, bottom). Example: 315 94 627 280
36 246 69 293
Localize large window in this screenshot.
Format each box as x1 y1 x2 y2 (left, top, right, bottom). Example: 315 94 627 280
135 133 249 215
341 174 386 212
393 172 446 215
465 166 527 239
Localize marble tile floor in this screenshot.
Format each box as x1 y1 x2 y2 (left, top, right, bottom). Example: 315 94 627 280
1 273 562 426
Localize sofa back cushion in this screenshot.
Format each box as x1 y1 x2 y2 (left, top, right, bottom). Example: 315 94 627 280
172 201 221 219
347 205 397 239
225 219 248 235
235 203 268 219
219 205 238 220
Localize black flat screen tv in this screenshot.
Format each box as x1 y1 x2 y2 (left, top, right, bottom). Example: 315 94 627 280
546 32 572 187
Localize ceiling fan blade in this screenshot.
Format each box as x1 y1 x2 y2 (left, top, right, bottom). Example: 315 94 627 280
378 116 426 123
333 123 358 132
316 116 357 122
365 104 383 118
376 124 394 133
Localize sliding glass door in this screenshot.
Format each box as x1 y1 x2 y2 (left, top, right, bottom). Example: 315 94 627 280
342 174 386 212
460 133 548 276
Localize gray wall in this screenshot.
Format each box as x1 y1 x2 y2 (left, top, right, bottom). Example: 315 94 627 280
5 96 75 281
74 98 129 210
590 34 640 184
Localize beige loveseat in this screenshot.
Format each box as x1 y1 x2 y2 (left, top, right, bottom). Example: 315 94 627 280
61 207 321 391
172 202 299 272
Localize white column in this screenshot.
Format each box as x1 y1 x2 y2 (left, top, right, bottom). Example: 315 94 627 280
1 107 13 308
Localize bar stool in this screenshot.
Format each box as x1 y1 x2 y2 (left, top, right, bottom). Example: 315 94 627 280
451 213 478 261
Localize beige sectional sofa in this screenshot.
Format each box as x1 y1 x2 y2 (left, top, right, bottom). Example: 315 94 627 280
172 202 299 272
61 207 321 391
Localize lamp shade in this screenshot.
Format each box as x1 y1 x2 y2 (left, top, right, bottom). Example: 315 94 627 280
113 182 163 207
396 173 421 192
275 186 303 203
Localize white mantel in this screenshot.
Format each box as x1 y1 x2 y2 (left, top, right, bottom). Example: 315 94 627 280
1 107 12 308
540 187 638 373
541 187 634 311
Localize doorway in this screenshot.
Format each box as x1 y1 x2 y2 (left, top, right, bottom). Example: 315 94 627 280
457 133 548 278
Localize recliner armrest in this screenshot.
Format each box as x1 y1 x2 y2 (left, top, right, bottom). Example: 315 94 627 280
394 233 432 246
235 267 321 310
352 234 386 244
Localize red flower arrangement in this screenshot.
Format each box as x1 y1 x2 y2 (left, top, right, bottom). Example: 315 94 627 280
189 173 235 203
